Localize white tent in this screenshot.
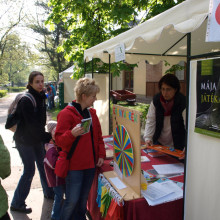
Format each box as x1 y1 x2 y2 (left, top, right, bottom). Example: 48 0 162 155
84 0 219 65
84 0 220 220
59 65 77 103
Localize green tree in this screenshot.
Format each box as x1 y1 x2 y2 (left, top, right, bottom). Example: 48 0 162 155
28 0 73 82
0 0 24 78
46 0 184 78
2 34 36 86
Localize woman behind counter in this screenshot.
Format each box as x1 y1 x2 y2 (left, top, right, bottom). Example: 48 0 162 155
144 73 186 159
55 77 106 220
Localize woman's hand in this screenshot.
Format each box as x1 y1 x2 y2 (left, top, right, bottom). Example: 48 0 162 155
71 124 84 137
145 140 152 148
96 158 104 167
179 148 185 160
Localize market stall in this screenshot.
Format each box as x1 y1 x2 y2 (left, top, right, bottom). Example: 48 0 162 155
84 0 220 219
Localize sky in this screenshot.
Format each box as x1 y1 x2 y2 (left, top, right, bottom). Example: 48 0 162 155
0 0 46 48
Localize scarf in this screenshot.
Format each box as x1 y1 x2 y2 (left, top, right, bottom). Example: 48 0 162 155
160 95 174 116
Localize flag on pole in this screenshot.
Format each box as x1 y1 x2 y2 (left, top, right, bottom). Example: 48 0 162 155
206 0 220 42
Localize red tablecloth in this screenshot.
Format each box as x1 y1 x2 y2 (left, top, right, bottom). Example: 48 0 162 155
87 150 184 220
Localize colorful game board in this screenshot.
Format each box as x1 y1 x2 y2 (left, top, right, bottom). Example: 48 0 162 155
114 125 134 177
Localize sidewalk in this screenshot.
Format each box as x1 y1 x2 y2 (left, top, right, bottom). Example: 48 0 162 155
0 93 53 220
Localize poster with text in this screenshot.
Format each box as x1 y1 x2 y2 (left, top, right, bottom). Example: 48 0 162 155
195 58 220 139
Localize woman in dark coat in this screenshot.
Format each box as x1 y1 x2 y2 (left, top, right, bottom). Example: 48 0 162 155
10 71 53 214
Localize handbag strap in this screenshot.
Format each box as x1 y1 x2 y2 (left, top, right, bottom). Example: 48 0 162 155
66 136 80 160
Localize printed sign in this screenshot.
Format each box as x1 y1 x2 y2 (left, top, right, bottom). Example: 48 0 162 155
206 0 220 42
113 105 138 123
115 43 125 62
195 58 220 139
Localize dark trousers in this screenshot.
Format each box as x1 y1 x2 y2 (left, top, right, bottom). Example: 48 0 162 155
11 143 54 208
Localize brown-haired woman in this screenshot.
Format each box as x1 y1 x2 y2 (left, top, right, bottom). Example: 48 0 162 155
10 71 53 214
144 73 186 159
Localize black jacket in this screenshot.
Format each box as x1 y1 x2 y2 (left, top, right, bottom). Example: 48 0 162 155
153 92 186 150
14 86 51 145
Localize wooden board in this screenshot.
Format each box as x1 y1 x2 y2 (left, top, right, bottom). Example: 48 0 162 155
112 105 142 198
147 145 183 158
103 171 142 201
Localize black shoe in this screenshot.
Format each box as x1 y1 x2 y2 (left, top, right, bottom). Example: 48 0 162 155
10 205 32 214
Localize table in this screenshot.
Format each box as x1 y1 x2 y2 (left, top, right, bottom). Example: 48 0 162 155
87 149 184 220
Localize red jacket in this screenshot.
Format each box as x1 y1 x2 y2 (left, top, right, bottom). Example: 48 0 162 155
55 104 106 170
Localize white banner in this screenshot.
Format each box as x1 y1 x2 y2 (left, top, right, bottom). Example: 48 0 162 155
206 0 220 42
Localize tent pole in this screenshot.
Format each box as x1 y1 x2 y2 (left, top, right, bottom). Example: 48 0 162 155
186 33 191 139
183 32 191 220
109 54 111 135
92 59 94 78
190 51 220 60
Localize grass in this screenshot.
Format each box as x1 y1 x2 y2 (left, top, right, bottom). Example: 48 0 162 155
47 107 61 121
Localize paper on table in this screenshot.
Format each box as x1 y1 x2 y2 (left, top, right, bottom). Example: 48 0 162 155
142 180 183 206
109 177 127 189
113 161 123 179
103 136 113 143
143 181 174 200
141 156 150 162
152 163 184 175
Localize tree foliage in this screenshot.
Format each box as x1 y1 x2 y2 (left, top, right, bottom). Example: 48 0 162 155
28 0 73 82
0 0 24 77
46 0 184 78
1 34 36 86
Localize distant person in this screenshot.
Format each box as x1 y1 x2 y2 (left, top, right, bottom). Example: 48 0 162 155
47 86 54 110
143 73 186 159
55 77 106 220
50 83 56 107
10 71 54 214
0 135 11 220
44 121 65 220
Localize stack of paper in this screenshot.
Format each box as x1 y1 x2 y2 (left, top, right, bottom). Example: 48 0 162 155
141 156 150 162
103 136 113 143
141 180 183 206
152 163 184 175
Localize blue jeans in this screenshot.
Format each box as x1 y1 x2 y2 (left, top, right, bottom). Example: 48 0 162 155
61 168 95 220
11 143 54 208
51 185 65 220
47 97 53 110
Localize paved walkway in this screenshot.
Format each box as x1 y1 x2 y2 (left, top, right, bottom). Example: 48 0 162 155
0 93 53 220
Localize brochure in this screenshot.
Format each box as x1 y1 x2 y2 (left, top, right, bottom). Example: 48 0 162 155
81 118 92 134
141 179 183 206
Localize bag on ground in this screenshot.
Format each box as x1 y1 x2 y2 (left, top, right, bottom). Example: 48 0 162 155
5 92 36 132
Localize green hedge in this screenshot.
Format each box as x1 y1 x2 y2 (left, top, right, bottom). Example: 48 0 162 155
0 90 7 98
7 87 26 92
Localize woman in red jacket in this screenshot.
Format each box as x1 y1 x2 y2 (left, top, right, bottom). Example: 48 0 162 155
55 77 106 220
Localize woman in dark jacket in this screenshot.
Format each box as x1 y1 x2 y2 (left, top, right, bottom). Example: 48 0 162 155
144 73 186 159
10 71 53 214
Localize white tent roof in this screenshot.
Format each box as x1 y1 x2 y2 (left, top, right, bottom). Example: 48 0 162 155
62 65 75 74
84 0 220 65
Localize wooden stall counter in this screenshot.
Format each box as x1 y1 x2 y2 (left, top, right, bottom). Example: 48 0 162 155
87 149 184 220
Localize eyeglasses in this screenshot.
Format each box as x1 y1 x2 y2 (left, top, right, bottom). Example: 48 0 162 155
161 87 174 92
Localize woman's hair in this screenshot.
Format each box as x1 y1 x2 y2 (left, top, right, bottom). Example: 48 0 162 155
158 73 180 93
74 77 100 102
27 71 44 89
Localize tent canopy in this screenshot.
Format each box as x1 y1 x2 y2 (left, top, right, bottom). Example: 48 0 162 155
84 0 220 65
